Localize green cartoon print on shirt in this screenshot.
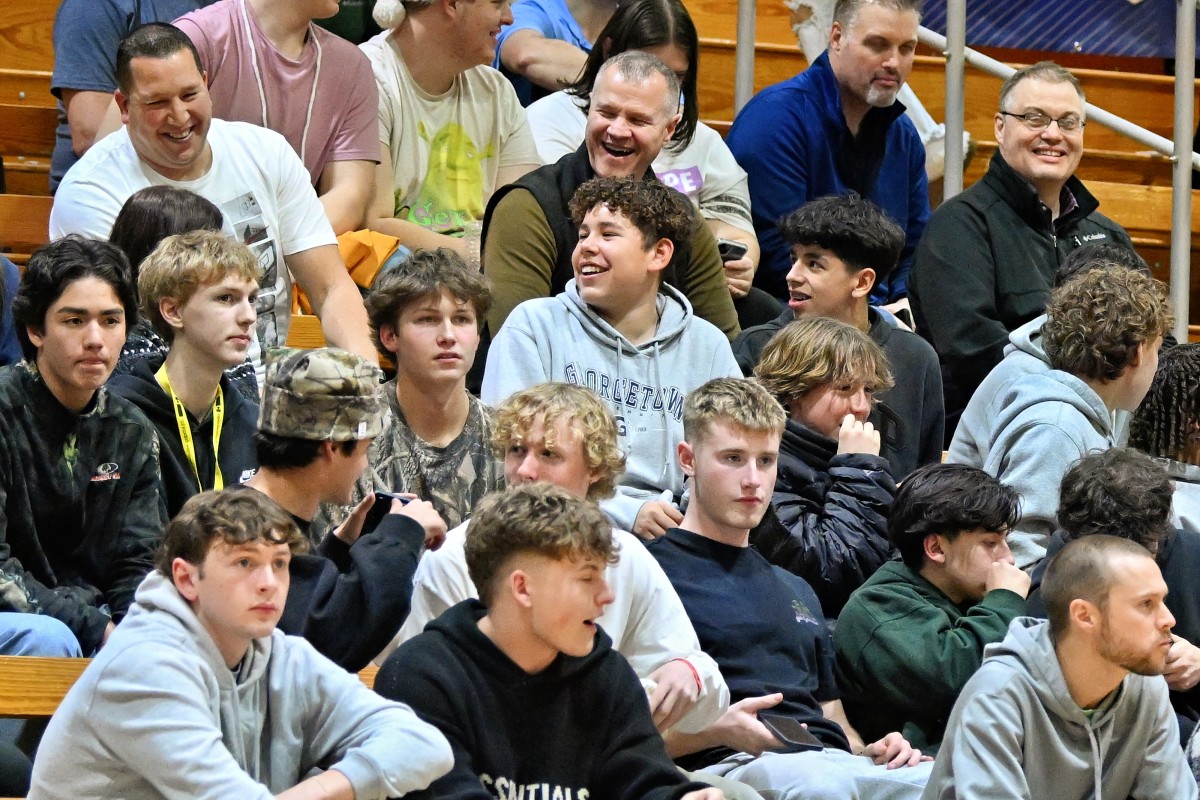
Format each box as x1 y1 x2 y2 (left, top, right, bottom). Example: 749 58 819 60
399 121 496 234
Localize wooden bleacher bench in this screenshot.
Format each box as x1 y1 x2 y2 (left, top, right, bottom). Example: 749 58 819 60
0 104 55 197
0 193 51 268
0 0 57 197
0 656 379 720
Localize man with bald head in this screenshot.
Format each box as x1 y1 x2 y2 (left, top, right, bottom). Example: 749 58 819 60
480 50 737 343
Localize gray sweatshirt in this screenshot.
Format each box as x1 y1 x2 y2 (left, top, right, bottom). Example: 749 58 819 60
950 314 1129 467
924 617 1196 800
482 279 740 531
29 571 452 800
1166 458 1200 535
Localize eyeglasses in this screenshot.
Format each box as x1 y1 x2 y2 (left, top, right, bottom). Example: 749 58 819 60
999 110 1085 132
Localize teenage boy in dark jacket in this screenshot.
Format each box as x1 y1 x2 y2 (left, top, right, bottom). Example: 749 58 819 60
108 230 260 518
0 236 167 656
834 464 1028 752
242 346 446 671
733 194 942 479
377 483 724 800
750 317 897 618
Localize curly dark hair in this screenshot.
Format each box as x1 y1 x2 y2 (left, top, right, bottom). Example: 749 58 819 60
888 463 1020 571
1042 266 1171 381
778 193 904 281
568 176 697 249
1056 449 1173 557
365 247 492 359
1130 343 1200 461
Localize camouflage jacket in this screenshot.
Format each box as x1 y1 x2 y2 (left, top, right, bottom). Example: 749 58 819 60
0 364 167 653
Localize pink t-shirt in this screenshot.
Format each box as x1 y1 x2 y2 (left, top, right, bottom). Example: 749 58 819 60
175 0 379 185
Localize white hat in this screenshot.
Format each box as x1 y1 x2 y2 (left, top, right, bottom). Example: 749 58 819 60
373 0 407 28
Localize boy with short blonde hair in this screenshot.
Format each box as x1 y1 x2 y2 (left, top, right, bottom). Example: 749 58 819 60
109 230 262 518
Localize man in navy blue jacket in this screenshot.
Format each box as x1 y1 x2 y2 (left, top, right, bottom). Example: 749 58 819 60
726 0 927 310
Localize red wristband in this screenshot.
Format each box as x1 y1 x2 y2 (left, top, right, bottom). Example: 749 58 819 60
671 658 703 693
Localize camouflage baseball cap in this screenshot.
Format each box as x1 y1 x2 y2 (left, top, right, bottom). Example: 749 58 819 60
258 348 384 442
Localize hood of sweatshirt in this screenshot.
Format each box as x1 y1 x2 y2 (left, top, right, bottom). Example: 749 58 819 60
125 571 274 685
987 369 1114 453
427 599 615 688
120 571 274 773
1004 313 1050 364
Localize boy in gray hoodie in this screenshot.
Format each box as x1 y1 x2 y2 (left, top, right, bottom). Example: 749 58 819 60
945 266 1171 568
30 488 452 800
482 176 740 539
926 535 1195 800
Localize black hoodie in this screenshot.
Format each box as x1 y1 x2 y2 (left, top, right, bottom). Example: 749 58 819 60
107 353 259 518
377 600 709 800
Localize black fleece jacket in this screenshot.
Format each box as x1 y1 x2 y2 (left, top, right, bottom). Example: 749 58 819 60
909 151 1133 419
0 364 167 653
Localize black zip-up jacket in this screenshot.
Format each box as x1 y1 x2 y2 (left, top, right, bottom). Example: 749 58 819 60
909 151 1133 420
107 354 260 518
750 418 897 618
0 363 167 653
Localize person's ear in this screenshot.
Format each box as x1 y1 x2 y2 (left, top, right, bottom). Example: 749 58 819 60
994 111 1006 142
647 237 674 274
509 568 533 610
159 296 185 332
923 534 947 565
115 89 131 123
664 112 680 142
318 440 340 463
678 440 696 477
378 322 400 355
172 557 202 602
1068 597 1102 634
828 20 845 54
851 267 876 299
25 325 45 351
600 36 613 60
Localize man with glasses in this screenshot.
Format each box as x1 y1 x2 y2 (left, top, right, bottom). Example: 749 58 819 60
909 61 1134 436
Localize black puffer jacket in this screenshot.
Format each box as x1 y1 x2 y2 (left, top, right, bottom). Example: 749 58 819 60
750 418 897 618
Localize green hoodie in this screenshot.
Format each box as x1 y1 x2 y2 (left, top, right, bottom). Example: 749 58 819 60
833 560 1026 751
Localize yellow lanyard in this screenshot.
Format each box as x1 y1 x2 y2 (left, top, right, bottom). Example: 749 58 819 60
155 364 224 492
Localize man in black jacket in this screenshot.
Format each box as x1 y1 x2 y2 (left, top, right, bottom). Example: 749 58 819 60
909 61 1133 434
243 346 446 670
